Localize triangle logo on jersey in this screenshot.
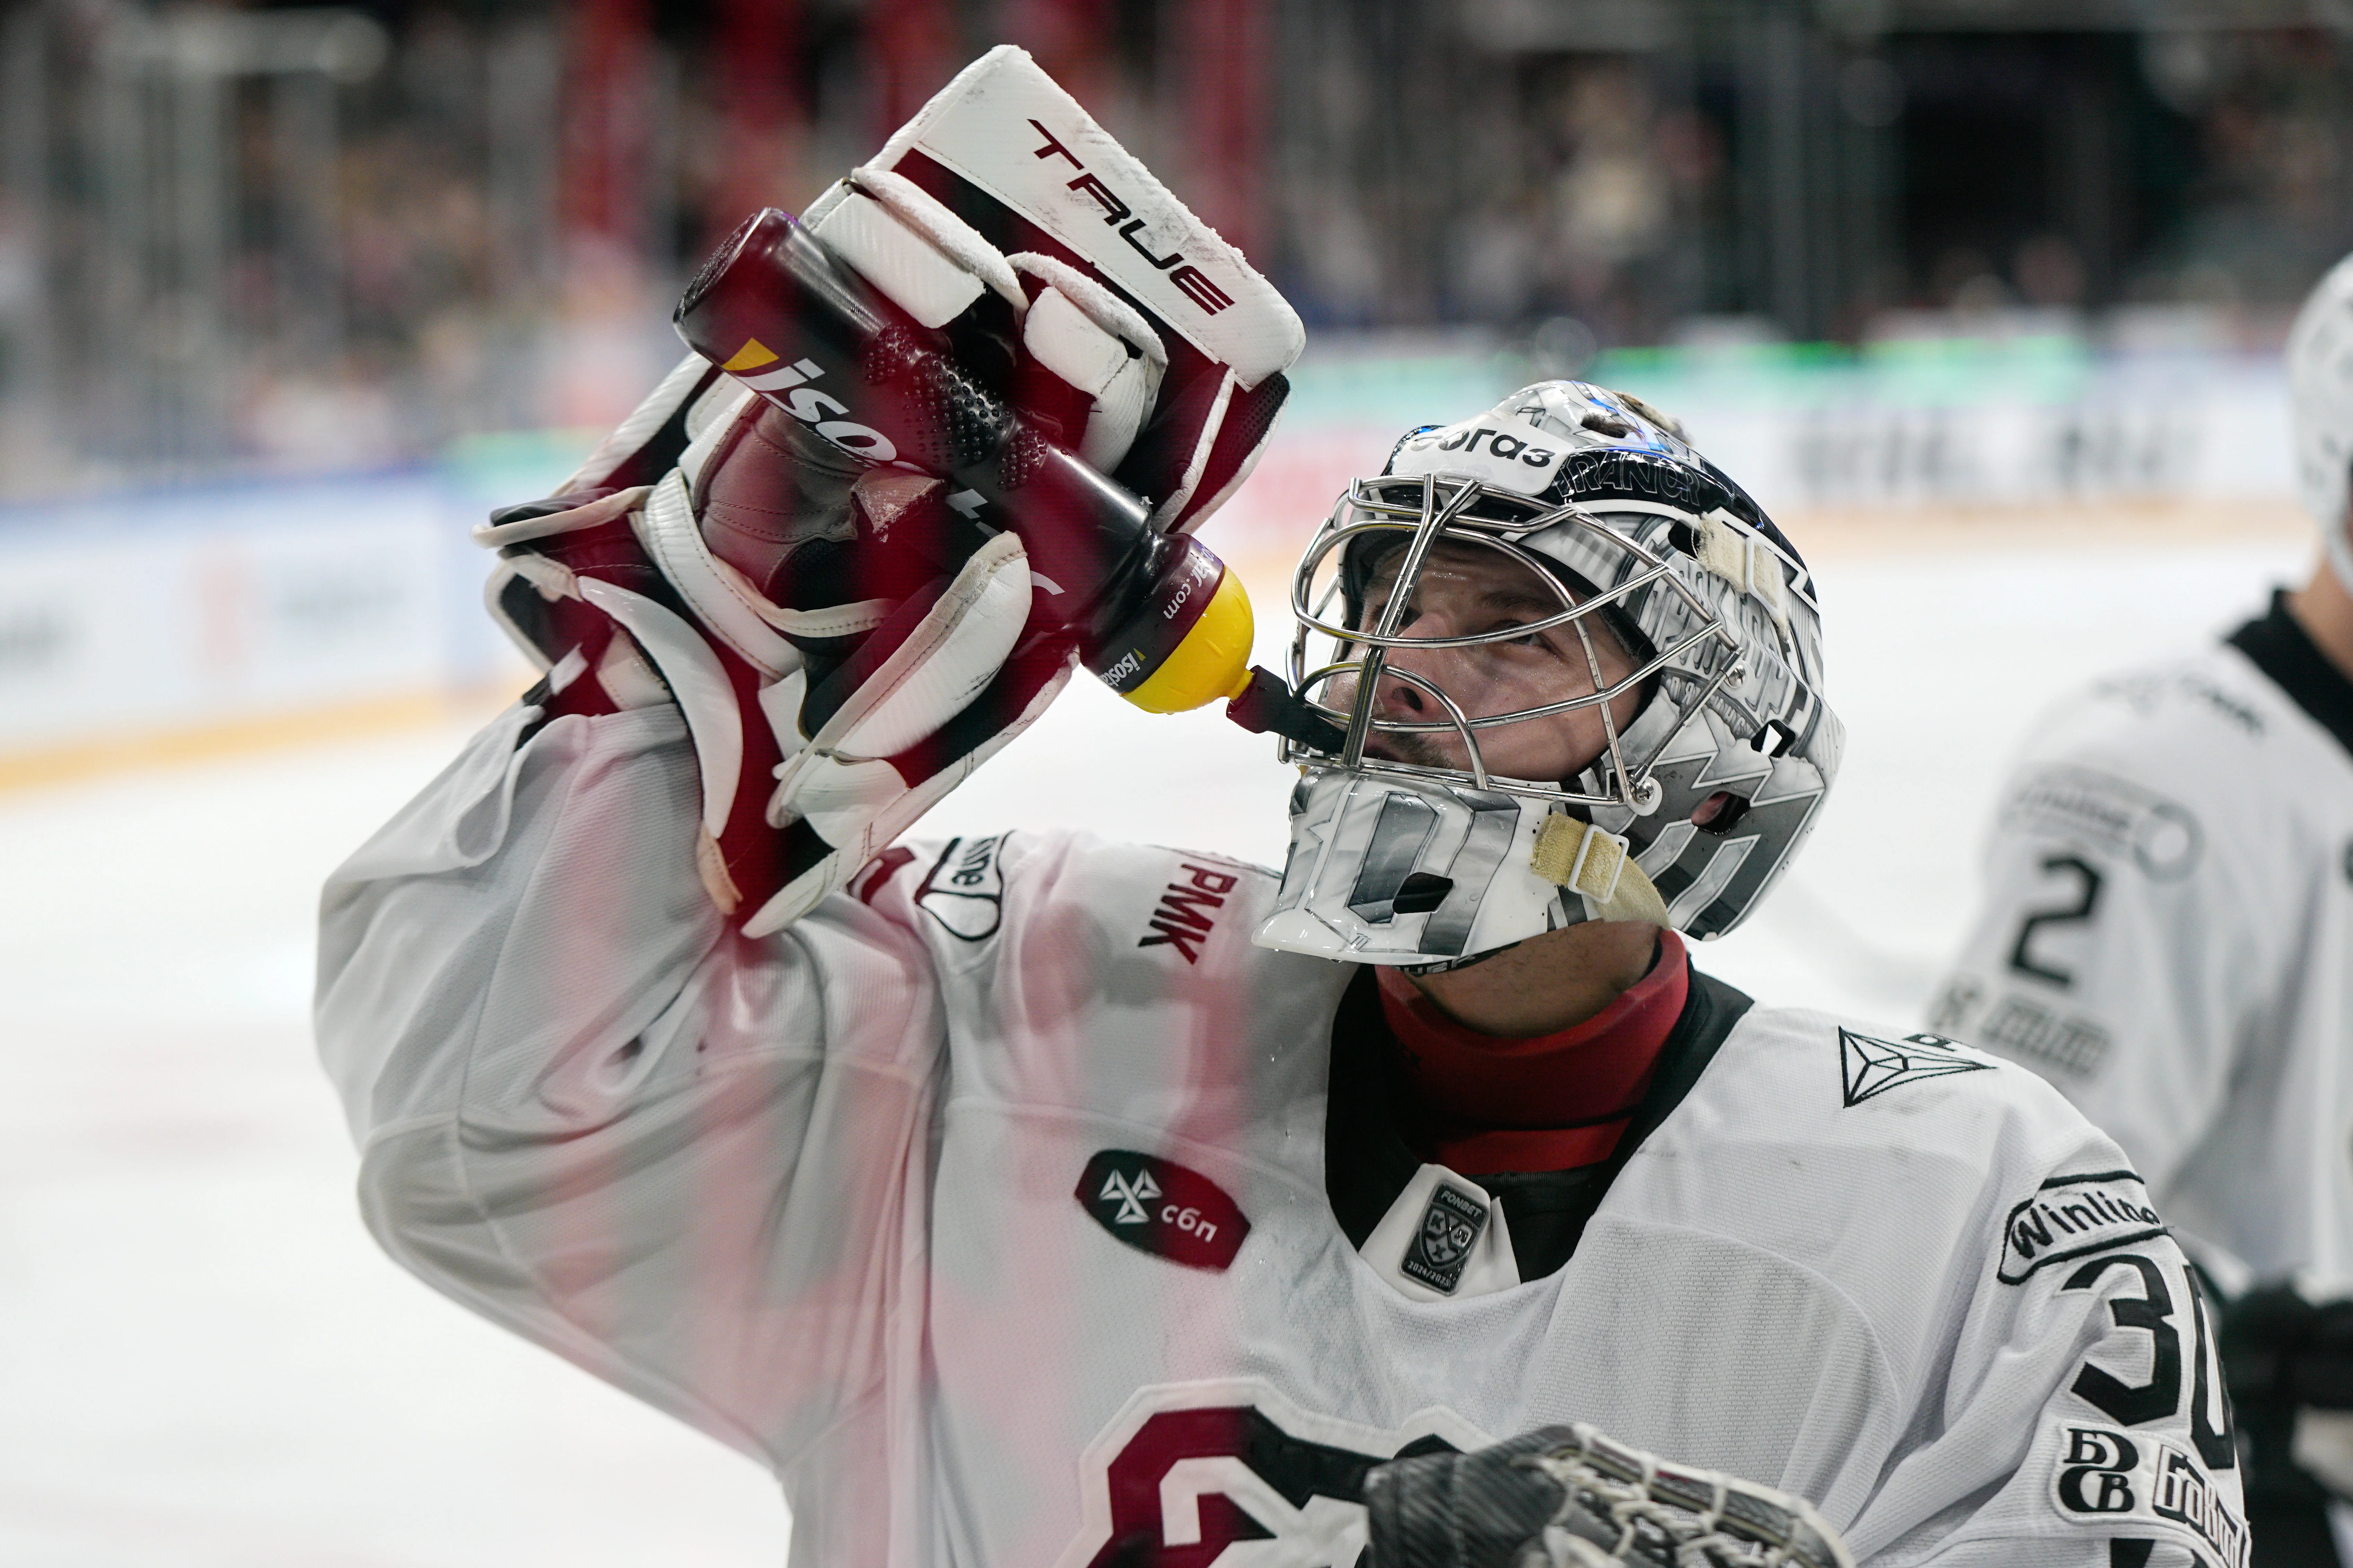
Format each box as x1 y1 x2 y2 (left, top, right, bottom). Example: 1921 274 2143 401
1099 1168 1162 1224
1840 1028 1993 1107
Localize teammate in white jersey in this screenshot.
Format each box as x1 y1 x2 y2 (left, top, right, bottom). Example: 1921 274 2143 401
1931 256 2353 1566
317 79 2245 1568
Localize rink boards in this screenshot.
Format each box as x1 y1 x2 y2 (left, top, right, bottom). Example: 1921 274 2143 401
0 336 2309 789
0 469 524 787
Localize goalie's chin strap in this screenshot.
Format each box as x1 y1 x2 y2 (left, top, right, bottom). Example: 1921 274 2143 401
1530 814 1670 927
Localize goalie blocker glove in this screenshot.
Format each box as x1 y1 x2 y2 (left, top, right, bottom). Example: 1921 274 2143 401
478 80 1301 935
806 44 1305 537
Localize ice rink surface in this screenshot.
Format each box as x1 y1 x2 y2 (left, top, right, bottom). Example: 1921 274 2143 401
0 525 2313 1565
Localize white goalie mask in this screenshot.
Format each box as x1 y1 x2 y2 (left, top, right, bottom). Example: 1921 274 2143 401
1252 381 1843 968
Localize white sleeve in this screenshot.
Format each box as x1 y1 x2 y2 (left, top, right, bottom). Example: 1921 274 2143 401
314 701 946 1472
1849 1156 2247 1568
1931 738 2273 1195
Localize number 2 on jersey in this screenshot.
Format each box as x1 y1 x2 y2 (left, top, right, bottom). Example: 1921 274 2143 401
2009 854 2105 988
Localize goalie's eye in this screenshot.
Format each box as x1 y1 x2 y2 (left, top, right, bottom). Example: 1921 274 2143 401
1482 620 1560 656
1354 586 1419 633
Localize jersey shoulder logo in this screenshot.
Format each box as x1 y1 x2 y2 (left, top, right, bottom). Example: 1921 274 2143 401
1839 1028 1994 1106
1076 1150 1250 1271
1998 1170 2167 1284
917 835 1006 940
1054 1379 1490 1568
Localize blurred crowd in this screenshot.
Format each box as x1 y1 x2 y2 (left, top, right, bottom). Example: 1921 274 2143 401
1 0 2351 494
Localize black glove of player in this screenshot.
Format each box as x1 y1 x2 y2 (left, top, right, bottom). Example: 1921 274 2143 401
2222 1282 2353 1543
2222 1283 2353 1415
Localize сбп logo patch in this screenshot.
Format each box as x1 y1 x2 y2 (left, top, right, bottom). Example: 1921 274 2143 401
1076 1150 1250 1271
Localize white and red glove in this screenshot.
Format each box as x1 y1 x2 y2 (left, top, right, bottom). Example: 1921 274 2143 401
477 49 1303 936
803 44 1303 535
479 359 1070 938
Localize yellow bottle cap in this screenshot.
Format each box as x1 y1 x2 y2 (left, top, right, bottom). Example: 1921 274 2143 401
1119 569 1257 714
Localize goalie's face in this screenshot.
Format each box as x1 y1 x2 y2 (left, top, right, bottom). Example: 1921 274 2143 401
1327 537 1645 786
1260 406 1843 969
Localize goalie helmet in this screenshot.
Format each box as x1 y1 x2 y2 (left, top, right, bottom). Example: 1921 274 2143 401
1252 380 1842 968
2286 251 2353 593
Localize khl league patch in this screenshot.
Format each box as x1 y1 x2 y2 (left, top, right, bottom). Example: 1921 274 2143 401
1401 1184 1488 1295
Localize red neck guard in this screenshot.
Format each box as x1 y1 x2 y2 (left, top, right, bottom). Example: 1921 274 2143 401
1375 931 1690 1176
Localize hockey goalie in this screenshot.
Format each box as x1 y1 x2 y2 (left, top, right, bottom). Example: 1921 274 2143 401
316 47 2245 1568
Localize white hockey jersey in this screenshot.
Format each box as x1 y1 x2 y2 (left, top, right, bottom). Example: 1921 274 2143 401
318 702 2248 1568
1932 593 2353 1290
